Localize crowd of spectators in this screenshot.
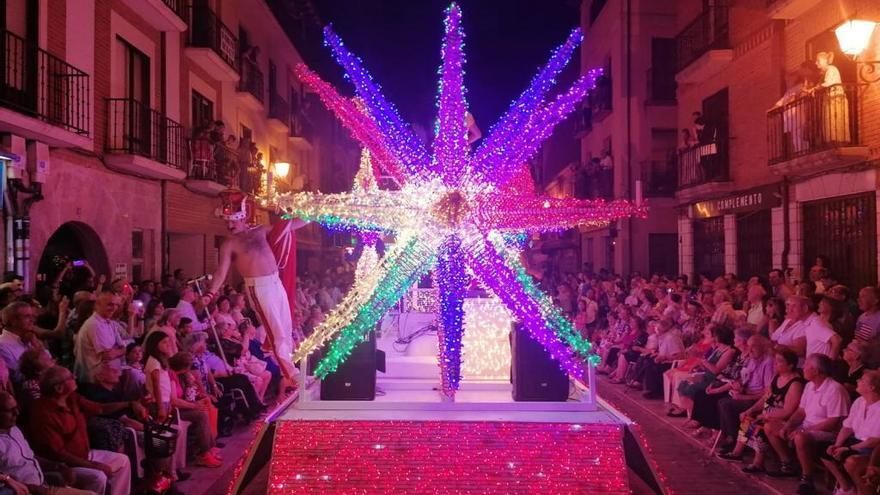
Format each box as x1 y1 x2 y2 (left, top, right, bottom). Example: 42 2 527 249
552 259 880 495
0 262 348 495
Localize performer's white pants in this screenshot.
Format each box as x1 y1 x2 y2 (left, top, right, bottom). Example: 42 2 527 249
244 272 298 380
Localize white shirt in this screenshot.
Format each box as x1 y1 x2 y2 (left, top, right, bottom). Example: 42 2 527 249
0 426 43 485
145 356 172 404
657 329 685 358
772 317 808 346
747 304 766 327
804 318 837 358
0 331 31 378
176 300 208 332
843 397 880 440
798 378 850 428
75 314 125 382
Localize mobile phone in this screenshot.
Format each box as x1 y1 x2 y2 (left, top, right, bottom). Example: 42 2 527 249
133 300 144 309
72 259 86 267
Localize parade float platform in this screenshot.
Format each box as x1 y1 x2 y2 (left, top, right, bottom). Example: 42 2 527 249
229 355 666 494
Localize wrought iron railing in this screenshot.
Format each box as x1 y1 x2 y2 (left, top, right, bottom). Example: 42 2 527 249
161 0 186 20
186 5 238 71
237 57 263 102
646 66 676 101
269 92 290 123
675 4 730 72
677 141 729 189
767 83 861 165
187 138 237 187
0 28 90 135
106 98 184 169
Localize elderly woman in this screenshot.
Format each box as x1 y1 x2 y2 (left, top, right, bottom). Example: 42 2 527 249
719 349 805 473
677 325 739 428
690 328 754 434
665 324 715 416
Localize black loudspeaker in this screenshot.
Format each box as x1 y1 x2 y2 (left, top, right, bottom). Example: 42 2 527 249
320 331 377 401
511 322 570 402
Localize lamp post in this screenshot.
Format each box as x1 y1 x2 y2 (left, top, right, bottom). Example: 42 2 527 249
835 19 880 83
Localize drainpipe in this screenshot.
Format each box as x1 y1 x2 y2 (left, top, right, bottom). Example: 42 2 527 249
625 0 634 276
7 179 43 291
781 178 790 272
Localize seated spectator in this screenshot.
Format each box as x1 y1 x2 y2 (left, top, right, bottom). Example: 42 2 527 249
145 309 181 356
177 317 194 342
761 296 786 338
677 325 738 427
145 333 220 468
29 366 140 495
690 328 753 434
120 343 146 400
745 284 767 330
821 370 880 495
213 296 236 330
175 288 208 333
16 348 54 421
771 296 810 358
186 332 264 420
0 391 94 495
0 301 54 384
818 295 855 346
168 353 222 467
143 299 165 336
768 354 849 485
838 340 870 401
637 317 685 399
721 349 805 474
665 324 715 415
855 287 880 343
716 335 775 452
79 364 145 453
803 302 843 361
74 293 126 383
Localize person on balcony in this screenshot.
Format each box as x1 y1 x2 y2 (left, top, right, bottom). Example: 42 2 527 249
770 61 817 156
814 52 850 144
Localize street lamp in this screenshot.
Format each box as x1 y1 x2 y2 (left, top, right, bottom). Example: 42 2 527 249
835 19 880 83
273 161 290 179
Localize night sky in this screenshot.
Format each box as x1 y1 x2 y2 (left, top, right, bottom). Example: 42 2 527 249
306 0 581 136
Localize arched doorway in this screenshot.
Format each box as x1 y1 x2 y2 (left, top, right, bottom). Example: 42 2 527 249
36 221 110 298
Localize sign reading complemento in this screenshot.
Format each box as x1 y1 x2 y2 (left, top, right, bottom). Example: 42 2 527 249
692 183 781 219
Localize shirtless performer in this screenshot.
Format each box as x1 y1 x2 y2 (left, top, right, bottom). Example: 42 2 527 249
205 191 307 390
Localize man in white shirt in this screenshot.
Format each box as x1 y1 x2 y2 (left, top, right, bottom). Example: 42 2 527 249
771 295 810 358
74 293 126 383
821 370 880 495
770 354 849 489
804 314 842 360
0 392 94 495
176 287 208 332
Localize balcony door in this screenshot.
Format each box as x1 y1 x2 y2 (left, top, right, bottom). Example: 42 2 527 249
117 38 151 157
0 0 39 113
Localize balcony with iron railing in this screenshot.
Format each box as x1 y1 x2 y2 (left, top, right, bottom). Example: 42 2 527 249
236 57 263 108
186 138 239 195
0 28 90 145
118 0 186 31
767 83 868 176
268 92 290 132
675 4 732 84
289 112 313 150
104 98 186 180
676 139 732 201
186 5 239 81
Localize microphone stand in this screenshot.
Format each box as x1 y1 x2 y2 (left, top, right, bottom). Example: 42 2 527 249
192 279 232 374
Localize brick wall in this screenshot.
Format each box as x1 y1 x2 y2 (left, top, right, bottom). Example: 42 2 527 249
93 0 111 155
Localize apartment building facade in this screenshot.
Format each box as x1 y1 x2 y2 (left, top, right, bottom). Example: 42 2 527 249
0 0 344 291
673 0 880 289
563 0 679 277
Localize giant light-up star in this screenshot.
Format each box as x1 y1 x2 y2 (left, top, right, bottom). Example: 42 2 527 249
278 4 646 398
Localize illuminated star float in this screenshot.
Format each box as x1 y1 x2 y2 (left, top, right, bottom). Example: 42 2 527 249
278 4 647 399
